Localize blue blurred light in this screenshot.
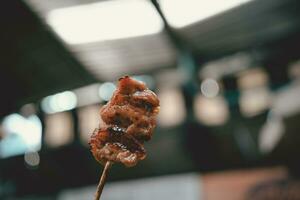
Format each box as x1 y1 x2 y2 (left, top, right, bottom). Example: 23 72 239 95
98 82 116 101
41 91 77 114
0 114 42 158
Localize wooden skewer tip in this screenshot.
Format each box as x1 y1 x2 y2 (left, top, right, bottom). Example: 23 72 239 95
94 161 113 200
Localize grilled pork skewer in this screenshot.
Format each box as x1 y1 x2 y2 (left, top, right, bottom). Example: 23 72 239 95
89 76 160 200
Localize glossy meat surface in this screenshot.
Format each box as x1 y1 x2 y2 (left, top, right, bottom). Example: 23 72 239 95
89 76 159 167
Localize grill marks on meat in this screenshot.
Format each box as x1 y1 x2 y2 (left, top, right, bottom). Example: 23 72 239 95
89 76 159 167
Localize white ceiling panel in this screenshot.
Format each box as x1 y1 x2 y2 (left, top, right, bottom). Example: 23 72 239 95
24 0 177 81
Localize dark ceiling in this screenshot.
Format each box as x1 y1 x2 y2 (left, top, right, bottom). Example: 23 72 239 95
0 0 96 117
1 0 300 118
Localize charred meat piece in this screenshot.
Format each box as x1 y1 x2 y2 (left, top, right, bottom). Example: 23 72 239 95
89 76 160 167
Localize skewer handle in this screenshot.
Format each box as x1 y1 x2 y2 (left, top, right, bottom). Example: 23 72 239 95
94 161 113 200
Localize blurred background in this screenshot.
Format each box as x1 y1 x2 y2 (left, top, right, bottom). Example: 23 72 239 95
1 0 300 199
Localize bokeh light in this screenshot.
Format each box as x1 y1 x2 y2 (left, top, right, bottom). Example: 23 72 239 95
194 95 229 126
44 112 74 148
41 91 77 114
158 88 186 127
24 151 40 168
98 82 116 101
200 78 220 98
1 114 42 158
